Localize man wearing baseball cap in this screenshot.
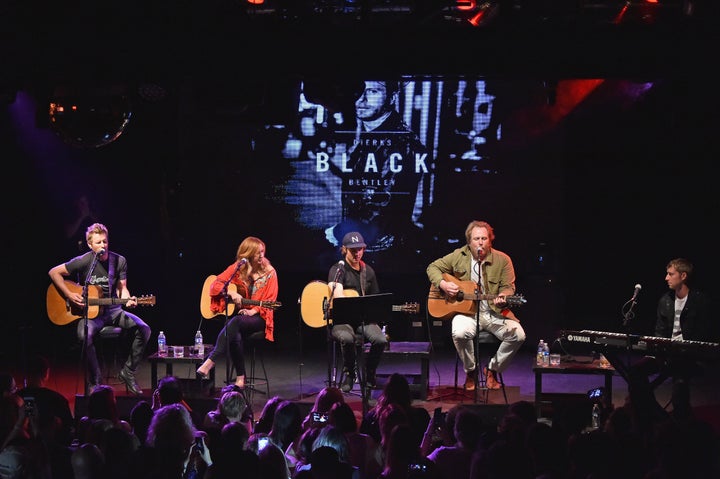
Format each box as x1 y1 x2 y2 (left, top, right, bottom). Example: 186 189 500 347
327 231 387 392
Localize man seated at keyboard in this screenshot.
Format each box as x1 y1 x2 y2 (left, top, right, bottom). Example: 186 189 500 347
627 258 717 428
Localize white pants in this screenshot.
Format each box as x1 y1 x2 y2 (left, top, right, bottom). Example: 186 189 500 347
451 311 526 374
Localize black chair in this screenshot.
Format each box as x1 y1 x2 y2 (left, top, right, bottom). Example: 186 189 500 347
453 331 508 404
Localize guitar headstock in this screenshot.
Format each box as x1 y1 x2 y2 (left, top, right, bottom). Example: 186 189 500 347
506 295 527 307
137 295 157 306
400 302 420 314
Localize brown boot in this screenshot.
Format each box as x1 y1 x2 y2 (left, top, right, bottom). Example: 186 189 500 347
464 371 476 391
484 367 501 390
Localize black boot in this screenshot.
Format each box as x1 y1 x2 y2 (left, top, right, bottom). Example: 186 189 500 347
86 370 102 395
341 369 355 393
366 345 382 390
118 367 142 396
366 369 377 389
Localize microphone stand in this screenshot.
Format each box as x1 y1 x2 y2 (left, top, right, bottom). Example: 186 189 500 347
82 251 102 395
473 262 483 404
621 297 637 329
613 296 639 380
325 266 343 388
221 261 243 387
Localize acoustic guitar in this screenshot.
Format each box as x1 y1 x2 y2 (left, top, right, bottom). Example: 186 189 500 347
427 273 527 320
299 280 420 329
199 275 282 320
46 280 156 326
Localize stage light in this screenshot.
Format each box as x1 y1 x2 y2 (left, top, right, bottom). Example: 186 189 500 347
456 0 477 11
467 2 499 27
48 84 132 148
608 0 692 25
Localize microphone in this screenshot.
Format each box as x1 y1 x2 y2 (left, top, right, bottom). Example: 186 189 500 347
96 248 106 256
238 258 248 266
333 260 345 282
630 283 642 302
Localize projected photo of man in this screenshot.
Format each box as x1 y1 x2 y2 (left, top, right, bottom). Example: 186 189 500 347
325 80 430 253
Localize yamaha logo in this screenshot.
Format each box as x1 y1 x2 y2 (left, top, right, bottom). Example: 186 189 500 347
567 335 591 343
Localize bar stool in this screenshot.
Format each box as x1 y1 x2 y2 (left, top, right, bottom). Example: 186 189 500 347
453 331 508 404
96 325 124 384
335 333 369 396
243 331 270 404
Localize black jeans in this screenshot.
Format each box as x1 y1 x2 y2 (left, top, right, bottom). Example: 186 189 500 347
208 313 265 376
332 322 387 374
77 308 151 384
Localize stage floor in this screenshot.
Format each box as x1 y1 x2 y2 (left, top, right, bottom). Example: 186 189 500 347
7 343 720 434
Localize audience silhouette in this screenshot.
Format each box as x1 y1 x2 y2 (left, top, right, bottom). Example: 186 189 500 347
1 366 719 479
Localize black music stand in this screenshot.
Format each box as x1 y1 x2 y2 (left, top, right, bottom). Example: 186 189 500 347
331 293 393 413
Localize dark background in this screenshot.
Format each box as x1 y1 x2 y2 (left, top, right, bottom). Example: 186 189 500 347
2 4 718 369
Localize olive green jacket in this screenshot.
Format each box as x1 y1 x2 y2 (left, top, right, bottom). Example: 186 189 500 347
426 245 516 316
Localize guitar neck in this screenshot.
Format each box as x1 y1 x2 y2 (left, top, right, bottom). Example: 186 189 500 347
242 299 267 308
391 305 414 312
89 298 127 306
475 294 501 301
392 303 420 314
240 298 281 310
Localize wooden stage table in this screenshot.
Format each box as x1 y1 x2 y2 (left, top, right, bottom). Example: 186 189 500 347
534 359 615 417
147 344 215 393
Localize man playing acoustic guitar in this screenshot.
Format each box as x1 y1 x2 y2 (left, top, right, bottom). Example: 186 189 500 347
329 231 387 392
48 222 151 395
426 220 526 391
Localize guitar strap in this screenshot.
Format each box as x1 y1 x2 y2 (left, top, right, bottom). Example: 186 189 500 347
108 253 117 298
106 254 119 322
359 261 366 296
476 259 491 313
480 261 489 295
471 257 480 285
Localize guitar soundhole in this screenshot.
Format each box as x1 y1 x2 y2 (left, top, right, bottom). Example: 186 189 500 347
457 290 464 301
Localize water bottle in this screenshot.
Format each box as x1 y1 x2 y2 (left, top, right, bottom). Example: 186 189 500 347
536 339 546 366
382 325 390 351
195 330 204 357
542 340 550 366
591 403 601 429
158 330 167 357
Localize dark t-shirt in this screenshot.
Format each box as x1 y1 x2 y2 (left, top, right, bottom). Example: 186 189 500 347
327 261 379 296
65 251 128 313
